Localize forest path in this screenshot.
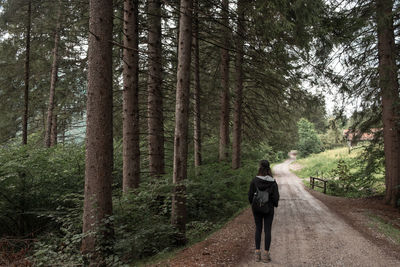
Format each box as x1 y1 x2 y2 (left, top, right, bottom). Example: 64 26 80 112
158 158 400 266
239 158 400 267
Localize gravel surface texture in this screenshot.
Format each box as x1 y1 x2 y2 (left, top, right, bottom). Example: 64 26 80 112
153 157 400 267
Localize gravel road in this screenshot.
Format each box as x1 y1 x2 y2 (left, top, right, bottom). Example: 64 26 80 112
239 158 400 267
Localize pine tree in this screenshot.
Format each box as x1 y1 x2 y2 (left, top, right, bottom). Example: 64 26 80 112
81 0 114 263
325 0 400 207
218 0 230 162
192 0 202 167
122 0 140 192
44 0 62 148
50 112 57 146
376 0 400 206
147 0 165 176
22 0 32 145
232 0 245 169
171 0 193 246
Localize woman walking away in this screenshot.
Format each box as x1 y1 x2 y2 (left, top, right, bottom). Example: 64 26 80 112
248 160 279 263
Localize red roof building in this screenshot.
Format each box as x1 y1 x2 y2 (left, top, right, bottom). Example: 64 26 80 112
343 128 381 146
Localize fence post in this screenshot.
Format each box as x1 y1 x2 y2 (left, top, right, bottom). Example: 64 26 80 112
323 180 326 194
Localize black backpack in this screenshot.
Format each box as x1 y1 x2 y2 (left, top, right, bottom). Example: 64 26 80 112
252 185 271 214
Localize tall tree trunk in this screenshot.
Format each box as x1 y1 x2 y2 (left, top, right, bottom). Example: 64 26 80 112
219 0 230 161
61 117 66 144
192 0 201 167
171 0 193 246
147 0 165 176
376 0 400 207
232 0 244 169
123 0 140 192
176 0 180 63
45 1 62 148
22 0 32 145
81 0 114 264
18 172 27 236
50 112 57 146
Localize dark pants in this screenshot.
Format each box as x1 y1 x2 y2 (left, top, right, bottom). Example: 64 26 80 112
253 209 274 250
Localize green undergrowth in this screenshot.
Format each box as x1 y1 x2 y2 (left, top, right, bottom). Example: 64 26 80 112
294 147 358 178
112 160 256 265
0 138 284 266
135 206 248 267
366 212 400 245
293 146 385 198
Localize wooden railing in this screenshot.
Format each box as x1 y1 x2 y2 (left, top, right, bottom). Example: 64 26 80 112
310 176 327 194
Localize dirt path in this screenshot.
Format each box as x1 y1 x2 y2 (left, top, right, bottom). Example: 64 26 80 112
240 159 400 266
157 159 400 266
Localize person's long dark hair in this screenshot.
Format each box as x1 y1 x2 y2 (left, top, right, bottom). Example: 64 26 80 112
257 160 273 177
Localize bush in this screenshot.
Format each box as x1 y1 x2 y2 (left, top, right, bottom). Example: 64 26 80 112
112 160 255 263
29 193 84 266
112 178 177 261
0 143 84 236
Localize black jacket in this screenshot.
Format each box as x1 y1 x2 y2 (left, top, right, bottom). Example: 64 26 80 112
248 175 279 208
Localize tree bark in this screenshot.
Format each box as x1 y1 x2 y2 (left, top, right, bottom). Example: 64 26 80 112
219 0 230 161
232 0 244 169
45 1 61 148
81 0 114 264
61 117 66 144
50 108 57 146
192 0 201 167
376 0 400 207
176 0 180 64
123 0 140 192
171 0 193 246
22 0 32 145
147 0 165 176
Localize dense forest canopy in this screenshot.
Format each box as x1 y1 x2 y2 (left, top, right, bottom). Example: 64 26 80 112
0 0 327 146
0 0 399 265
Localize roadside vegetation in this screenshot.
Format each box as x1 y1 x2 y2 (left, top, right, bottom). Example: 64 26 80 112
366 212 400 246
0 138 285 265
293 146 385 198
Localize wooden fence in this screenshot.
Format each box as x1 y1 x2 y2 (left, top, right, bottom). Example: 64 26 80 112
309 176 327 194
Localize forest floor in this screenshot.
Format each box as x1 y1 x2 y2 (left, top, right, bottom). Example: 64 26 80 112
152 156 400 266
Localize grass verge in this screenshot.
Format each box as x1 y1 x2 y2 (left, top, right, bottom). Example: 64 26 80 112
366 212 400 245
292 146 385 197
293 146 360 179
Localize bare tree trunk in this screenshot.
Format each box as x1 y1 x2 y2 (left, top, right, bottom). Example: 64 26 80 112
61 117 66 144
376 0 400 207
219 0 230 162
192 0 201 167
171 0 193 246
22 0 32 145
50 108 57 146
81 0 114 264
147 0 165 176
176 0 180 62
122 0 140 192
232 0 244 169
45 1 61 148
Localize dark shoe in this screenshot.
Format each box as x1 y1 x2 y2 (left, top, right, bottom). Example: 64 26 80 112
255 251 261 262
262 251 271 263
